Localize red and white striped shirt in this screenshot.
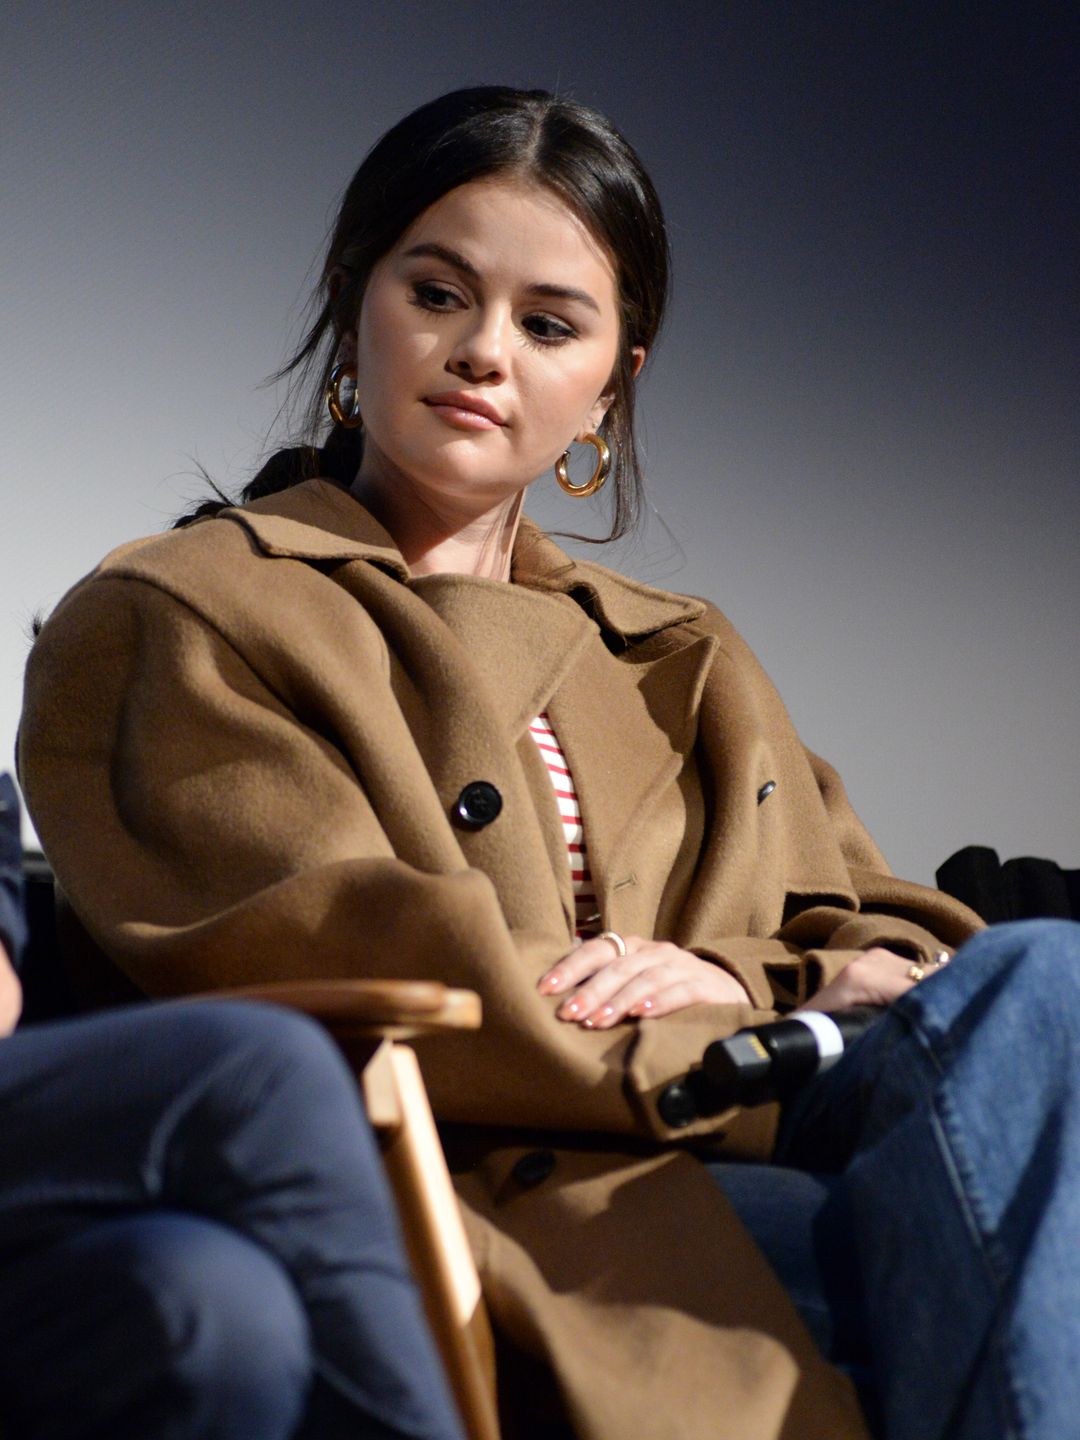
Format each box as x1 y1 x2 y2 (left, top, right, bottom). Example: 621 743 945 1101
528 713 598 938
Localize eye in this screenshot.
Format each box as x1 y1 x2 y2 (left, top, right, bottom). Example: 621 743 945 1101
409 280 463 312
522 313 578 346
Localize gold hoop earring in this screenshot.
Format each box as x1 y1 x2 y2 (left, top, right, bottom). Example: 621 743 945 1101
554 433 611 498
325 363 363 429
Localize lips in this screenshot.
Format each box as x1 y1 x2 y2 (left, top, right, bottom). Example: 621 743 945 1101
423 391 506 428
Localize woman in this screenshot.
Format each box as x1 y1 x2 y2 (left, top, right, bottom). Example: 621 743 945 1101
19 87 1078 1440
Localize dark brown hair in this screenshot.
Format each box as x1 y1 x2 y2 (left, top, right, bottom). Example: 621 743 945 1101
181 87 670 538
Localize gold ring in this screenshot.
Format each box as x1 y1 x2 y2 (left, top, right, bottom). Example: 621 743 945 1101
597 930 627 959
907 964 926 983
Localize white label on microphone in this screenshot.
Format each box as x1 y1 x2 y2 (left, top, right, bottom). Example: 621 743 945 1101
791 1012 845 1070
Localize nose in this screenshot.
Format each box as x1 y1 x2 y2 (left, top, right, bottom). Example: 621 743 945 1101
446 307 508 384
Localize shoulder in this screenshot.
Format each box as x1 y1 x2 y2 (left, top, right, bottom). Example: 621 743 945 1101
559 551 796 722
36 497 266 634
37 479 400 644
514 522 755 654
87 478 362 591
25 483 409 731
563 552 765 672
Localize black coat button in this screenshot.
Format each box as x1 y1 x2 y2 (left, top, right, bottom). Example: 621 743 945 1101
454 781 503 829
657 1080 698 1129
757 780 777 805
512 1149 556 1188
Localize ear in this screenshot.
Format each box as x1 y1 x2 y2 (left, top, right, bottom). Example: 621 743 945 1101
326 265 348 304
327 267 359 365
334 325 358 367
581 344 646 436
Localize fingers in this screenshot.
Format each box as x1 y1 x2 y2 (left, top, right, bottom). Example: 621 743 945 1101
901 949 951 984
556 939 673 1026
799 946 949 1013
537 934 644 997
565 961 689 1029
540 938 953 1029
847 949 915 1004
538 934 681 1026
539 939 750 1028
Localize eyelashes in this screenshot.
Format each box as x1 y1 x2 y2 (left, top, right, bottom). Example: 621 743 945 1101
522 314 577 346
409 280 460 313
407 282 578 347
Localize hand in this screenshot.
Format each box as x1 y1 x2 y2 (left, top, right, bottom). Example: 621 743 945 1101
538 934 752 1029
0 941 22 1038
797 946 941 1013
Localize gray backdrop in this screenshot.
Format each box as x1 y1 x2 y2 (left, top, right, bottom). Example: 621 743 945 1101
3 1 1077 884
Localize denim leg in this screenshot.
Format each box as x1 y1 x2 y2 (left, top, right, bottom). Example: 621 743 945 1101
144 1004 463 1440
0 1001 464 1440
701 1161 867 1370
0 1212 310 1440
778 920 1080 1440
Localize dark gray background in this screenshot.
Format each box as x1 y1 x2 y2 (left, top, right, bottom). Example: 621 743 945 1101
3 1 1077 882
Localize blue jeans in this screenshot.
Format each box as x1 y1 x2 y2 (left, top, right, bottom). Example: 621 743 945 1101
0 1001 464 1440
710 920 1080 1440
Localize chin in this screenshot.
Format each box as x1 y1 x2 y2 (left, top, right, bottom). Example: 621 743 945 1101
409 457 534 505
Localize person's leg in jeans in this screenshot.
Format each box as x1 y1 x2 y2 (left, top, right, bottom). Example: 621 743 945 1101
0 1212 312 1440
776 919 1080 1440
0 1000 464 1440
703 1161 871 1397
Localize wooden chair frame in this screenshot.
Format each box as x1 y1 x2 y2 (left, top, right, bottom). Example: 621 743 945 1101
205 979 501 1440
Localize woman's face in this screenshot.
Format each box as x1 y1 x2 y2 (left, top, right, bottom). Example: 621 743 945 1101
344 176 636 515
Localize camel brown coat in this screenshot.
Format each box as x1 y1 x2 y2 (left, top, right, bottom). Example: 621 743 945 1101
20 479 982 1439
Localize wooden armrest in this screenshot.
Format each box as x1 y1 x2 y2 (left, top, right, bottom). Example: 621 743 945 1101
191 978 482 1039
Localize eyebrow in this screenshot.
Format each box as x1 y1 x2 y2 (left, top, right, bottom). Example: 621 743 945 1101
401 242 602 315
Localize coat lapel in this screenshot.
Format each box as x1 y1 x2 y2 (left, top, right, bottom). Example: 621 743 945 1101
549 632 717 906
406 575 599 934
406 574 595 737
510 521 716 915
224 483 717 931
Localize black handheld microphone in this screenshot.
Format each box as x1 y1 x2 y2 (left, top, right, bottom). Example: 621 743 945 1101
700 1007 882 1108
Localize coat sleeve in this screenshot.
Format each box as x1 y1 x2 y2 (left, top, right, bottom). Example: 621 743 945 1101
673 607 984 1011
763 749 985 1005
18 574 539 999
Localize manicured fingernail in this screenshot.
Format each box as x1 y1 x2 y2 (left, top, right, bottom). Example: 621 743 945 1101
559 1000 580 1018
628 999 654 1017
538 972 562 994
582 1017 596 1028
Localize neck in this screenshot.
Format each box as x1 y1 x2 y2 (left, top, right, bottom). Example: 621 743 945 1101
349 465 526 582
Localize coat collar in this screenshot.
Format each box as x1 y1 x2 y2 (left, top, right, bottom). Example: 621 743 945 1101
224 478 706 643
225 478 412 579
222 478 718 934
508 522 707 641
